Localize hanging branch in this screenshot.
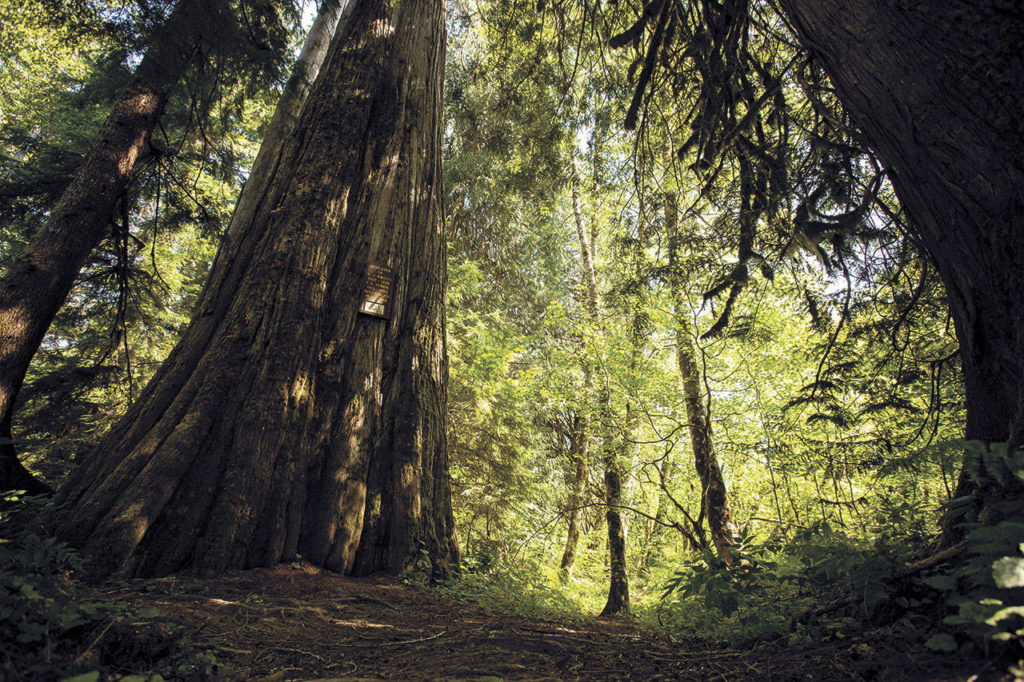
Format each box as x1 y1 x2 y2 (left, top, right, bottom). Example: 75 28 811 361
609 0 664 49
622 0 672 130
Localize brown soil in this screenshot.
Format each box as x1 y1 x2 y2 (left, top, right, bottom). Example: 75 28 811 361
94 565 987 681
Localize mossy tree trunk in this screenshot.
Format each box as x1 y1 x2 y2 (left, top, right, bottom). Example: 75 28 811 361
598 429 630 616
665 180 739 565
54 0 457 579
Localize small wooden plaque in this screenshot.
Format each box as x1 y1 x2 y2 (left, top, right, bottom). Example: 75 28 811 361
359 262 394 318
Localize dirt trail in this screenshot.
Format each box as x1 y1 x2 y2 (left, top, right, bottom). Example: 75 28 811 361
100 565 968 681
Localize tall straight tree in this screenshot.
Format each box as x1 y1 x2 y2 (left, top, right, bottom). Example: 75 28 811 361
54 0 457 579
568 144 630 616
775 1 1024 524
558 412 588 577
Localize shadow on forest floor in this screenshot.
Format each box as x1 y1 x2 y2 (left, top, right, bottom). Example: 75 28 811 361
88 565 984 681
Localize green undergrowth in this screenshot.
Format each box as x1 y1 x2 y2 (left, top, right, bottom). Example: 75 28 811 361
437 553 606 624
641 526 910 645
918 443 1024 673
0 494 230 682
441 446 1024 679
641 444 1024 673
441 525 922 647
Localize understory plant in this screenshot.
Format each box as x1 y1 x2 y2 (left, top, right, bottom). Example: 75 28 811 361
653 525 901 644
441 550 604 623
0 494 223 681
920 443 1024 672
0 494 110 680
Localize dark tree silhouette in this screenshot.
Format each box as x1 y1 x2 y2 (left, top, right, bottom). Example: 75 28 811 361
778 0 1024 523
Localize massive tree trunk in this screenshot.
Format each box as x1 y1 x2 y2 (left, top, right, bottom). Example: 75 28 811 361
777 0 1024 528
0 0 212 494
54 0 457 580
665 177 738 565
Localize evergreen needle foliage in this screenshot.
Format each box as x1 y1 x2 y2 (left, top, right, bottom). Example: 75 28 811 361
0 0 1020 678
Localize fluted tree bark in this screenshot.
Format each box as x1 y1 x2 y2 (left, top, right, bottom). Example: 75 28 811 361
54 0 457 579
215 0 347 255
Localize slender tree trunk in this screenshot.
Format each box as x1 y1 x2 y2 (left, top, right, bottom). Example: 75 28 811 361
641 447 679 572
598 425 629 615
570 149 599 316
620 398 640 543
665 166 739 565
621 177 651 562
777 1 1024 533
53 0 457 580
569 145 630 616
599 431 629 616
559 414 587 577
0 0 211 494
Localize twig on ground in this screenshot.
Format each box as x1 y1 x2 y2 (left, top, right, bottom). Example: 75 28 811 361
74 619 115 664
270 646 324 660
377 631 447 646
215 646 252 655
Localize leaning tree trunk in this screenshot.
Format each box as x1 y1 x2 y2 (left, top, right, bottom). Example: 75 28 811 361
54 0 457 580
0 0 212 494
777 0 1024 532
665 174 738 565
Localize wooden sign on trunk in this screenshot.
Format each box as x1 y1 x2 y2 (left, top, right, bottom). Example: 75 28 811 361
359 262 394 318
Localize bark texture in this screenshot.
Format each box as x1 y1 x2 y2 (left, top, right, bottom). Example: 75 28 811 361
217 0 346 249
0 0 210 494
666 183 738 565
54 0 457 579
599 444 630 616
778 0 1024 525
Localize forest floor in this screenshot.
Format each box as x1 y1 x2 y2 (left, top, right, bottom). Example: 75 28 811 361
90 564 987 681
